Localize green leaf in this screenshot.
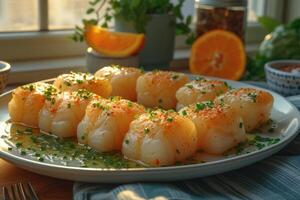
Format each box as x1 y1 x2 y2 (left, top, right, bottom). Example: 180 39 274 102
75 25 84 32
257 16 280 33
185 33 196 45
186 16 192 25
289 18 300 30
89 0 100 6
86 8 95 14
101 22 108 28
130 0 140 9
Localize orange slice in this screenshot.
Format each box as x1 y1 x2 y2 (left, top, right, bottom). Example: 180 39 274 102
84 25 145 57
189 30 246 80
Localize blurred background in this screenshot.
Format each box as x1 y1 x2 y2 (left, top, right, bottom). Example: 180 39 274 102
0 0 262 32
0 0 299 85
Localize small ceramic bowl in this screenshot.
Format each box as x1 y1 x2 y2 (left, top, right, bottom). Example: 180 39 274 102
264 60 300 96
0 61 11 94
86 48 139 73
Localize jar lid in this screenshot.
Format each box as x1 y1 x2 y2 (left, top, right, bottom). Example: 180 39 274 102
197 0 247 7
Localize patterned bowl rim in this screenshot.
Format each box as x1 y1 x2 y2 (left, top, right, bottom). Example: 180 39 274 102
264 60 300 78
0 61 11 73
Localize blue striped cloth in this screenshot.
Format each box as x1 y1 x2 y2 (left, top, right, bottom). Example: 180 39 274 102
73 82 300 200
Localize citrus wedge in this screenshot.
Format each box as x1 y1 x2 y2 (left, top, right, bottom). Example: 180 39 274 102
189 30 246 80
84 25 145 57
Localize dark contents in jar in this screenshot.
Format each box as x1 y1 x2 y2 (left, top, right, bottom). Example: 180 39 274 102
196 6 245 41
279 64 300 73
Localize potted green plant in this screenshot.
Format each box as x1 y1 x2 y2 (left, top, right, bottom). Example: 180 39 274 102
72 0 193 70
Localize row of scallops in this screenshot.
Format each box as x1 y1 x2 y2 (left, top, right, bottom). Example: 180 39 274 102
8 66 274 166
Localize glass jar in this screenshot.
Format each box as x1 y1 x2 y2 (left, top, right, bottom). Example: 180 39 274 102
195 0 247 42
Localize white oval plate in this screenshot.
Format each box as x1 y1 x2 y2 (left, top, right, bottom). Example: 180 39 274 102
0 77 299 183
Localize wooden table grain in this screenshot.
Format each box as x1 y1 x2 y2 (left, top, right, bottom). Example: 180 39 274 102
0 158 73 200
0 86 73 199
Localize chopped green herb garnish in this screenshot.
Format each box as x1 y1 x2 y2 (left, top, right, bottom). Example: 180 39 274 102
75 89 93 100
224 82 229 88
16 142 23 148
186 84 193 89
76 79 84 84
195 101 213 111
195 77 204 81
21 84 35 91
167 117 173 122
93 102 106 110
181 110 187 116
256 143 265 149
64 81 72 86
21 150 26 155
239 122 243 128
140 66 145 73
268 128 274 133
34 153 41 157
125 139 129 144
8 147 12 151
25 128 32 133
144 128 150 134
236 143 245 154
43 85 58 103
195 103 205 111
38 157 44 162
128 102 133 107
171 74 179 80
205 101 214 108
247 93 257 102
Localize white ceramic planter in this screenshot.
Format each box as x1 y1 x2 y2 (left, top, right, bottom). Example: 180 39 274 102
114 14 176 70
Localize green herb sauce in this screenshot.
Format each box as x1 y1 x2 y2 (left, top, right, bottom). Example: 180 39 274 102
3 118 281 168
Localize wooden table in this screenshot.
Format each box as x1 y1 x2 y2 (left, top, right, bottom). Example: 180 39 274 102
0 158 73 200
1 85 74 200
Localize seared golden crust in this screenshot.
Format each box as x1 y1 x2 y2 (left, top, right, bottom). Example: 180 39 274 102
179 102 246 155
215 88 274 132
137 71 189 109
54 72 112 98
95 66 143 101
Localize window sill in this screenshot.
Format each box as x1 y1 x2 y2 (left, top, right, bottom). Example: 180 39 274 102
8 43 259 85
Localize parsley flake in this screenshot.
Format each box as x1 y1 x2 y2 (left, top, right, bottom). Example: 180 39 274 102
144 128 150 134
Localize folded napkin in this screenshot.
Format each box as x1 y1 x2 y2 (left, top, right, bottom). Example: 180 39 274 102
74 82 300 200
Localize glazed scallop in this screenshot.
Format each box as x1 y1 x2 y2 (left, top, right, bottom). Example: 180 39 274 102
39 89 99 138
77 97 145 152
176 79 229 110
95 65 143 101
179 102 246 155
122 110 198 166
215 88 274 132
53 71 112 98
8 83 58 127
136 71 189 109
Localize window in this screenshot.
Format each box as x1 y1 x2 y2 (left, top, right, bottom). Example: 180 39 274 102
49 0 89 30
0 0 284 69
0 0 39 32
